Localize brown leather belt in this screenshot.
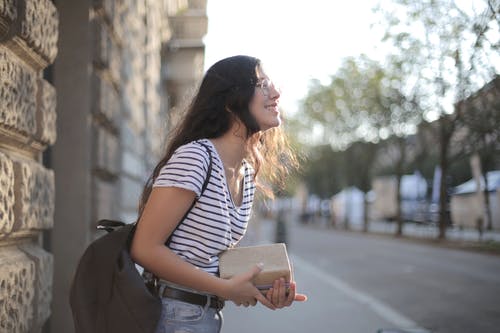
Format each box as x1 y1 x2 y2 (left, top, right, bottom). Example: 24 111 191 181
161 285 225 311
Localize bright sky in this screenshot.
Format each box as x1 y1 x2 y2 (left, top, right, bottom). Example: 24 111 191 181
203 0 386 116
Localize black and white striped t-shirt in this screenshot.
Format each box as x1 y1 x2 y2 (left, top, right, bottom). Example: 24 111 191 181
152 139 256 275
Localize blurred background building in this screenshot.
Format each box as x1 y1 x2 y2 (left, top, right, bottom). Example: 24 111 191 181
0 0 207 332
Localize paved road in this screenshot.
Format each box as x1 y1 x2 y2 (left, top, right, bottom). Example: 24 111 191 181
221 218 500 333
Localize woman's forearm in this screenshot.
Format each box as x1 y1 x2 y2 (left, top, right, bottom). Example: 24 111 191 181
132 244 229 298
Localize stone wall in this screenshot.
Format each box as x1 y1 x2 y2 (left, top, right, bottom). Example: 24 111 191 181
91 0 173 224
1 0 207 331
0 1 58 332
118 0 166 222
51 1 170 331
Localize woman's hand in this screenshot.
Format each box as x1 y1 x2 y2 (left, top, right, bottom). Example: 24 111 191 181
264 278 308 309
220 265 276 310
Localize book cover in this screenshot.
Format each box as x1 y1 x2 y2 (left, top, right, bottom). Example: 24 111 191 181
218 243 292 291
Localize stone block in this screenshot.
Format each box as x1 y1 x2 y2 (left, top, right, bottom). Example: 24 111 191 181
12 157 55 231
91 72 120 125
127 85 146 133
112 0 127 43
120 176 143 211
144 106 166 160
90 18 109 67
94 126 120 175
35 79 57 145
0 0 17 36
145 52 161 82
107 82 121 124
168 14 208 40
0 151 15 234
19 244 53 328
187 0 207 10
93 0 114 21
0 246 36 333
121 120 144 154
122 149 146 179
93 178 116 221
0 47 37 136
108 36 122 83
20 0 58 63
91 17 121 83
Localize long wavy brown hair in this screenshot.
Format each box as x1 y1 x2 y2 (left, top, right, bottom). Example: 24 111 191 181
138 55 297 216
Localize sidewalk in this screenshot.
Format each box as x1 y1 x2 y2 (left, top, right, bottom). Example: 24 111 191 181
306 215 500 243
221 255 429 333
222 217 431 333
353 220 500 243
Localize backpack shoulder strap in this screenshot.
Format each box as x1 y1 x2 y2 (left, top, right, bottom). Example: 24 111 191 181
194 140 213 202
164 140 213 245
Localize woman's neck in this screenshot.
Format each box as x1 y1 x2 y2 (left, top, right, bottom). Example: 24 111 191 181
211 135 246 172
210 122 249 172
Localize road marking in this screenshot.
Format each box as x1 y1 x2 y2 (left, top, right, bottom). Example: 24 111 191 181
292 254 430 333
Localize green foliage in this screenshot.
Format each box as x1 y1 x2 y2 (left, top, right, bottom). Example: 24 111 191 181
289 0 499 201
344 141 379 192
374 0 499 118
297 55 422 151
292 54 422 196
458 75 500 173
300 141 379 198
301 144 343 198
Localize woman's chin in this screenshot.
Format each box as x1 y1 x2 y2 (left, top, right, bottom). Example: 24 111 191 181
260 118 282 131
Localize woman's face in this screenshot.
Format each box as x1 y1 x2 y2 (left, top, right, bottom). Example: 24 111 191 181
248 66 281 131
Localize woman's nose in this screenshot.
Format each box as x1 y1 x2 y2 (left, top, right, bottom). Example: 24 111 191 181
270 82 281 99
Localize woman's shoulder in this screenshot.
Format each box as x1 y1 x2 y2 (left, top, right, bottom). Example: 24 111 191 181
153 139 212 192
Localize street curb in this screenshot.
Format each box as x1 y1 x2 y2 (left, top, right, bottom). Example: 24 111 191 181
306 224 500 257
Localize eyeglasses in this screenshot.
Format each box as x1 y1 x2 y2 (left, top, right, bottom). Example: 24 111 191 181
255 78 274 97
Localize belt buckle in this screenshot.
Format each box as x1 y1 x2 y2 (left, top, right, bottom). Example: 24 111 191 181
211 297 224 311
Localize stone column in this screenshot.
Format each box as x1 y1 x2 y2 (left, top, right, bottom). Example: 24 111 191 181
51 0 122 331
162 0 208 130
51 0 167 331
119 0 167 222
0 1 58 332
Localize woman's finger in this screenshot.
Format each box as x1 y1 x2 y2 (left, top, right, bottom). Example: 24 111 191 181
272 279 280 305
266 288 273 302
278 278 286 308
284 281 296 307
290 280 308 302
294 293 308 301
255 291 276 310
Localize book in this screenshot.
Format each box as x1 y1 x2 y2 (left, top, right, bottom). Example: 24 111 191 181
218 243 292 292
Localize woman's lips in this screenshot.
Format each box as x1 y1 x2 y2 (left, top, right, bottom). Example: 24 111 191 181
265 103 279 112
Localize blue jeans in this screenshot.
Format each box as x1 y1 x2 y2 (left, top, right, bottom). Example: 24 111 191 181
154 295 223 333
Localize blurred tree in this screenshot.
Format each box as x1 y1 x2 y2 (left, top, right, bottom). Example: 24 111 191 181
458 75 500 230
415 120 472 187
375 0 499 238
344 141 378 231
299 142 378 230
298 55 422 234
301 144 344 198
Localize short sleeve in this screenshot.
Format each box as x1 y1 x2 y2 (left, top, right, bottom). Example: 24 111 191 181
152 142 210 197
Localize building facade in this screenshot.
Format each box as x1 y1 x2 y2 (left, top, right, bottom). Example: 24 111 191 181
0 0 207 332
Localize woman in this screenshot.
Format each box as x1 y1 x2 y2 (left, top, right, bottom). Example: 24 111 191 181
131 55 307 333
